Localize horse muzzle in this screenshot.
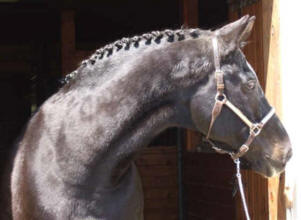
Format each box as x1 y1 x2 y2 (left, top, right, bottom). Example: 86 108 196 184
264 145 292 174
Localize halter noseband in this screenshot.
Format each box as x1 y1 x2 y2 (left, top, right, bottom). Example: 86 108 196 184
206 37 275 160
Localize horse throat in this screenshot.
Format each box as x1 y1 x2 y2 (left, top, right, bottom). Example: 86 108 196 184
95 103 176 188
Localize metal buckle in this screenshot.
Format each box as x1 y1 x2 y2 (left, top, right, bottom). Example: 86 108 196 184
231 145 249 160
215 93 227 103
215 70 225 91
250 123 263 136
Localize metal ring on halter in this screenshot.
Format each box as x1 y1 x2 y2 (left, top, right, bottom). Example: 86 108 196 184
215 93 227 103
250 123 263 136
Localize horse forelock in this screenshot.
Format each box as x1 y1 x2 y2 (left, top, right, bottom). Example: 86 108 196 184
62 28 212 85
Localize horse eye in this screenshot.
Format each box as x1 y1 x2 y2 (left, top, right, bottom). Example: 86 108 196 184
246 80 256 90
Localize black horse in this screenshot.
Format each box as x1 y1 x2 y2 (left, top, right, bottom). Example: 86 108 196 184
9 15 291 220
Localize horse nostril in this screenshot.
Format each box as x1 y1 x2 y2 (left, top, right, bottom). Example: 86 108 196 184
286 148 293 162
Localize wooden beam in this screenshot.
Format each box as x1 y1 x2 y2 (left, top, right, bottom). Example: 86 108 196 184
262 0 285 219
61 10 76 76
180 0 199 28
180 0 200 152
61 10 93 76
262 0 282 116
230 0 285 219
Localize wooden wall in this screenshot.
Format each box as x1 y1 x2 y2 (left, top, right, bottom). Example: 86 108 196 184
136 147 178 220
183 152 236 220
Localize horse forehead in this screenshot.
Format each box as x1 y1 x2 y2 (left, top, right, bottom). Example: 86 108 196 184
235 50 258 78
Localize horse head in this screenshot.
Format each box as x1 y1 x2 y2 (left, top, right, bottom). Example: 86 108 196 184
60 15 292 178
187 16 292 177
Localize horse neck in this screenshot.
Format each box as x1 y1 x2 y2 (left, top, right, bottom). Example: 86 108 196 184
54 50 181 189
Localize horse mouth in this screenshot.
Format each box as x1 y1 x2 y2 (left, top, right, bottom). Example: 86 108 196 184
240 157 286 178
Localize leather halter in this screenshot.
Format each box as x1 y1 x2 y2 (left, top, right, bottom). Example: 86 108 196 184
206 37 275 160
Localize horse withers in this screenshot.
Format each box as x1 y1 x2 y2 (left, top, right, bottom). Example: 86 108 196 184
10 15 292 220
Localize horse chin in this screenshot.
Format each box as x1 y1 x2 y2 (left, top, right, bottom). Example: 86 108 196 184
256 163 285 178
240 157 284 178
254 165 282 178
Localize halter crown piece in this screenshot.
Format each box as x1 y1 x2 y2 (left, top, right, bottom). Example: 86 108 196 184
205 36 276 220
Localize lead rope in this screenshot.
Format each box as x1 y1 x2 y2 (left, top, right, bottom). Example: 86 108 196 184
204 138 251 220
234 159 251 220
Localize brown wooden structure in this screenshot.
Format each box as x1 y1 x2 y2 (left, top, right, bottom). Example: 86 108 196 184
0 0 284 219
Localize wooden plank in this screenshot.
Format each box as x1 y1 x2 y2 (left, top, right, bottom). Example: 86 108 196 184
262 0 282 116
61 10 94 76
184 169 234 188
143 187 178 200
184 152 233 169
140 146 177 154
180 0 201 152
144 209 178 220
136 151 177 166
187 199 235 219
180 0 199 28
186 130 202 152
144 199 178 210
141 175 178 188
136 146 178 219
137 165 177 177
262 0 285 219
61 10 76 75
185 185 234 205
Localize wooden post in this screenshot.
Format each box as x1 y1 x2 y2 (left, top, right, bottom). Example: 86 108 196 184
181 0 199 28
230 0 285 219
262 0 285 219
61 10 93 76
61 10 76 76
180 0 200 151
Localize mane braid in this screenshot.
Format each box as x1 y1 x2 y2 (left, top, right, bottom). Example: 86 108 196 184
62 28 202 84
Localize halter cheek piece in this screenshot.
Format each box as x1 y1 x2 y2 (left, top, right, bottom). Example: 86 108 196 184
206 37 275 160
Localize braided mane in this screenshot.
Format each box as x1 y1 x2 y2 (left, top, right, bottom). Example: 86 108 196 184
62 28 203 84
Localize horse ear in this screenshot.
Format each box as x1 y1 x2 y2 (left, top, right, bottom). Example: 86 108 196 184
216 15 255 49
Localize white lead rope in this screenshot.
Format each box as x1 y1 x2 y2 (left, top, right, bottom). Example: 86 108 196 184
234 159 251 220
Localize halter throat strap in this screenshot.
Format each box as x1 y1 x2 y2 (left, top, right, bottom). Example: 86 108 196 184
206 37 275 160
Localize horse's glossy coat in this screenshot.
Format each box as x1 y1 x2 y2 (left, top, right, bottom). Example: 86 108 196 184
9 15 291 220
